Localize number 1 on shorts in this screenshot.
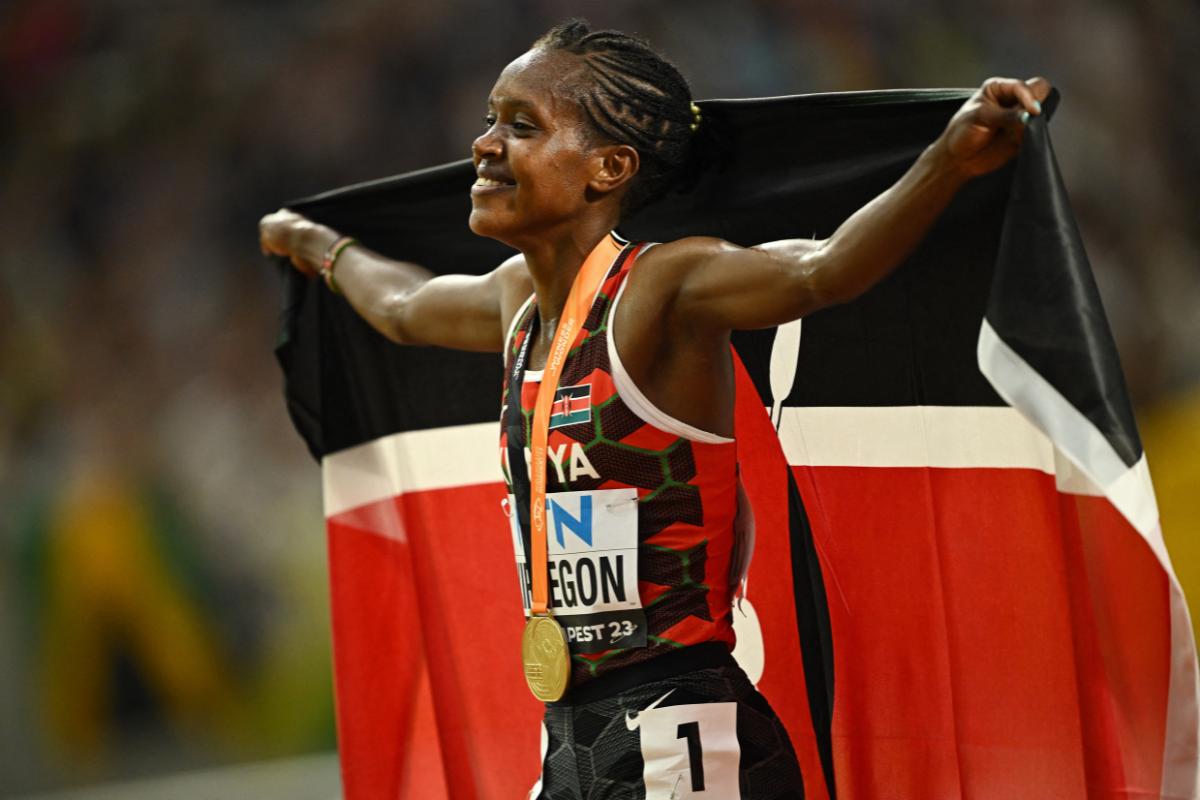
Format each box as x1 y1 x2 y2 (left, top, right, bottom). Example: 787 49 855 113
637 702 739 797
677 721 705 790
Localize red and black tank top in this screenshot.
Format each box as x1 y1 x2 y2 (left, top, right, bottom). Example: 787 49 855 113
499 235 739 687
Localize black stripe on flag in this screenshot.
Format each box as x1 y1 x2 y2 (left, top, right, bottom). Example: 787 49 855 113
985 108 1141 468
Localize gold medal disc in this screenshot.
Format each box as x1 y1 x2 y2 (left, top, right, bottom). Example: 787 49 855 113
521 615 571 702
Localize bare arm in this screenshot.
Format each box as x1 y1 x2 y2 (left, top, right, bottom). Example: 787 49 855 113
656 77 1052 332
259 210 530 352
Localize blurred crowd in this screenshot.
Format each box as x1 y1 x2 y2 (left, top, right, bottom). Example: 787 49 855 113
1 0 1197 794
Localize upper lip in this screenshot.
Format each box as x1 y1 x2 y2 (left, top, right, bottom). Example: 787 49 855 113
476 164 515 185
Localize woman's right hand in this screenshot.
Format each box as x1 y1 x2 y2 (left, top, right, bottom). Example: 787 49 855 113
259 206 527 353
258 209 340 277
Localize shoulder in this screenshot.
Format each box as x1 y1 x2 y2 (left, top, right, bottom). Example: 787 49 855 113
622 236 750 315
636 236 741 274
627 236 740 294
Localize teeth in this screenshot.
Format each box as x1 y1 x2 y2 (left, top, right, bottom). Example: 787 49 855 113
474 177 510 188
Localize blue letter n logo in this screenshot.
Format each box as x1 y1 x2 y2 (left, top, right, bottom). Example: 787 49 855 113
549 496 593 548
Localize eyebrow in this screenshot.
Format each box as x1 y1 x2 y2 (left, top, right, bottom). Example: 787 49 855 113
488 96 536 111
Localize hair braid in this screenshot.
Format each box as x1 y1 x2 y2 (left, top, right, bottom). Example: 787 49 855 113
533 19 698 215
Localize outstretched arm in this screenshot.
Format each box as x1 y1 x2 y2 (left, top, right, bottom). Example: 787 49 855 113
259 210 529 352
657 77 1053 332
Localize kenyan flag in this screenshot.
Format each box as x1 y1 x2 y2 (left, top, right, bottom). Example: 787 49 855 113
548 385 591 430
276 89 1199 799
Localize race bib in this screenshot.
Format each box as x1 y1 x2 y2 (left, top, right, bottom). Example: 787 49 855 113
509 487 647 653
634 700 740 798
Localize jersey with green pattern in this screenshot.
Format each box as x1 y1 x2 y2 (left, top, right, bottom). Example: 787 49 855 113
500 236 739 688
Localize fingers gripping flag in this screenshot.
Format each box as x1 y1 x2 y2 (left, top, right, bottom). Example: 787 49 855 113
275 89 1199 799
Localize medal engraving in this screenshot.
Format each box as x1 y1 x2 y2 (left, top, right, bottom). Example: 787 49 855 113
521 615 570 702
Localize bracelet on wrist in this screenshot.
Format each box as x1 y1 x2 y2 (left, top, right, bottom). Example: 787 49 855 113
319 236 358 294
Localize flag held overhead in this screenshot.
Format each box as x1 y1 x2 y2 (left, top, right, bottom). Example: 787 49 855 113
276 88 1199 800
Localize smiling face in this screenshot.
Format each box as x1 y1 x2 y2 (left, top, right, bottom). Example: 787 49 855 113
468 48 628 247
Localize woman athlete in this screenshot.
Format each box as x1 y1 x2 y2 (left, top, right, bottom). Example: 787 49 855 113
260 20 1051 800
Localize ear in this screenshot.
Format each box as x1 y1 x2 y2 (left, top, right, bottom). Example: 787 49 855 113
589 144 640 195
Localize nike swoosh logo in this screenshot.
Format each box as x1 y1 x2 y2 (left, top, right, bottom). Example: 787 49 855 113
625 689 675 731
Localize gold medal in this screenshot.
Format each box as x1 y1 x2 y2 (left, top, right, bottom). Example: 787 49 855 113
521 614 571 702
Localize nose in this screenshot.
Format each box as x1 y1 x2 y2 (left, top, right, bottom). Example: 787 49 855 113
472 125 502 164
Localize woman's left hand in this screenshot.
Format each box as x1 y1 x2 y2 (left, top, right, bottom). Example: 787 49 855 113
937 76 1053 178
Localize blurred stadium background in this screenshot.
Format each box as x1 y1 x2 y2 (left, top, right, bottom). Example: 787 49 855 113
1 0 1197 797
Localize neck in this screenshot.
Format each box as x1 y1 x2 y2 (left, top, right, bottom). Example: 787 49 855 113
519 218 617 339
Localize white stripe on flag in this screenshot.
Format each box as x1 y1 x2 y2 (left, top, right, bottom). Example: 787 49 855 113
322 422 500 518
775 405 1056 471
977 319 1159 536
325 406 1074 518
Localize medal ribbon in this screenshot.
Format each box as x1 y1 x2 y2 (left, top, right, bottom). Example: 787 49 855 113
527 235 633 616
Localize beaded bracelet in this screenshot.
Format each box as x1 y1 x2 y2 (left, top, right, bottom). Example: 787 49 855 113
319 235 357 294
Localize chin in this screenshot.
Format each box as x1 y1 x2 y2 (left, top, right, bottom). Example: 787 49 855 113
468 208 500 240
468 207 520 248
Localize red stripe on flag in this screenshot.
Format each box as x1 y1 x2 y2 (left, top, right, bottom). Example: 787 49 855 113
326 516 451 798
780 464 1172 799
1057 491 1171 798
327 485 543 799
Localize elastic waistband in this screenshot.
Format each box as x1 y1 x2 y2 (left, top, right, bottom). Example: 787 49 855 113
549 642 736 707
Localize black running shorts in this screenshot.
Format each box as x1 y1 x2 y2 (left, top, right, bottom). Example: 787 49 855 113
530 643 804 799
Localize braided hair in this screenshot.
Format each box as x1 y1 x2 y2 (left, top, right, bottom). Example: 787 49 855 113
532 19 699 216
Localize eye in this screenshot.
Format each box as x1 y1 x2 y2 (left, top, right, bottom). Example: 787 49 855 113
511 115 540 134
482 113 497 129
